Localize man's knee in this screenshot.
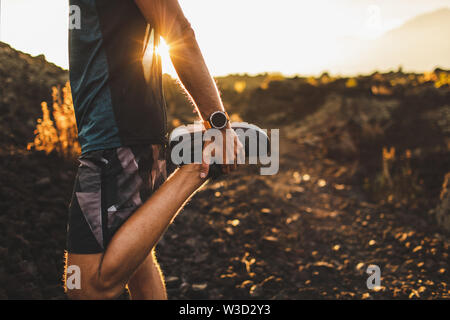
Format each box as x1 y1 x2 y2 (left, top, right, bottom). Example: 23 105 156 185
66 277 123 300
66 289 120 300
64 254 124 300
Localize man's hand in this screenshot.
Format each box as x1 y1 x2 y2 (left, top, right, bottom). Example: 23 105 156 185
200 127 244 179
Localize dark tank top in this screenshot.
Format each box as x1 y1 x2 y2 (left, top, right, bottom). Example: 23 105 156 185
69 0 167 154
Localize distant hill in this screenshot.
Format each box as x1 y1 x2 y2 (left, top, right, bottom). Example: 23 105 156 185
335 8 450 74
0 42 68 148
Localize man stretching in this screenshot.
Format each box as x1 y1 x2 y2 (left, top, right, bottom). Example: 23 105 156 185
65 0 241 299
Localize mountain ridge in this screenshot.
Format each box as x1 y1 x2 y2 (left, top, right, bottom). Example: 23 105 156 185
0 41 68 148
334 7 450 74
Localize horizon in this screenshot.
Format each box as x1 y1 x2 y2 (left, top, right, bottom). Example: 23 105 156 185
0 1 449 77
1 38 448 79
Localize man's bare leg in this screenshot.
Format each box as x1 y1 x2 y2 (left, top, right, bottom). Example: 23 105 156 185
127 250 167 300
66 164 206 299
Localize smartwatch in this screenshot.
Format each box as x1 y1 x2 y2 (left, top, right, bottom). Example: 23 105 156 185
204 111 229 130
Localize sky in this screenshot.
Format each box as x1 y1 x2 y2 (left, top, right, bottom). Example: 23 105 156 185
0 0 449 76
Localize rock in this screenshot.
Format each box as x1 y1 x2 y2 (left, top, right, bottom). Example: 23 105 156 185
165 276 181 289
249 284 263 298
192 283 208 291
193 252 209 263
35 177 51 187
165 276 180 283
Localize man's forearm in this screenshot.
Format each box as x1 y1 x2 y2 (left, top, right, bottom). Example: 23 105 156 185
169 28 225 121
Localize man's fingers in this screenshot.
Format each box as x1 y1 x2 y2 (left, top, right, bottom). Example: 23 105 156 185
201 143 211 179
200 162 209 179
201 128 244 176
233 135 240 170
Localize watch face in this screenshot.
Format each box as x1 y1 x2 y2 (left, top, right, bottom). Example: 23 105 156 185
210 111 228 129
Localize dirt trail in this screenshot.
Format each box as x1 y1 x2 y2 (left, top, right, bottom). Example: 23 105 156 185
0 135 448 299
158 135 450 299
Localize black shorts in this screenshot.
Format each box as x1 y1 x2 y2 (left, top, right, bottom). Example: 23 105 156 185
66 145 167 254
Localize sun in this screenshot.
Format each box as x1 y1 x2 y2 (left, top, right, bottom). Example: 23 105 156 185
158 38 176 76
142 36 176 79
157 38 170 58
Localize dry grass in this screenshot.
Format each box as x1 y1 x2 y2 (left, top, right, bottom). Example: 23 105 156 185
27 82 80 159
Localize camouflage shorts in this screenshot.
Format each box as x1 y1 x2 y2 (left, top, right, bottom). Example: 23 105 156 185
66 145 167 254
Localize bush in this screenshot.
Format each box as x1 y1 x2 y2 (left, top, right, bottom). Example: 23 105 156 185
27 82 80 159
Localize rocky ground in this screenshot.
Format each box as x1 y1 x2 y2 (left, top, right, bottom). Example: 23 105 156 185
158 137 450 300
0 41 448 299
1 135 448 299
0 149 75 299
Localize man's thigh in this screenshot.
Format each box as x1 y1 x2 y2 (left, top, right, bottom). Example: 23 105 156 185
66 145 167 255
64 145 168 299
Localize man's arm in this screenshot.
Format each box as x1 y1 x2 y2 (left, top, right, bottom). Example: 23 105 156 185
135 0 224 122
135 0 241 177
